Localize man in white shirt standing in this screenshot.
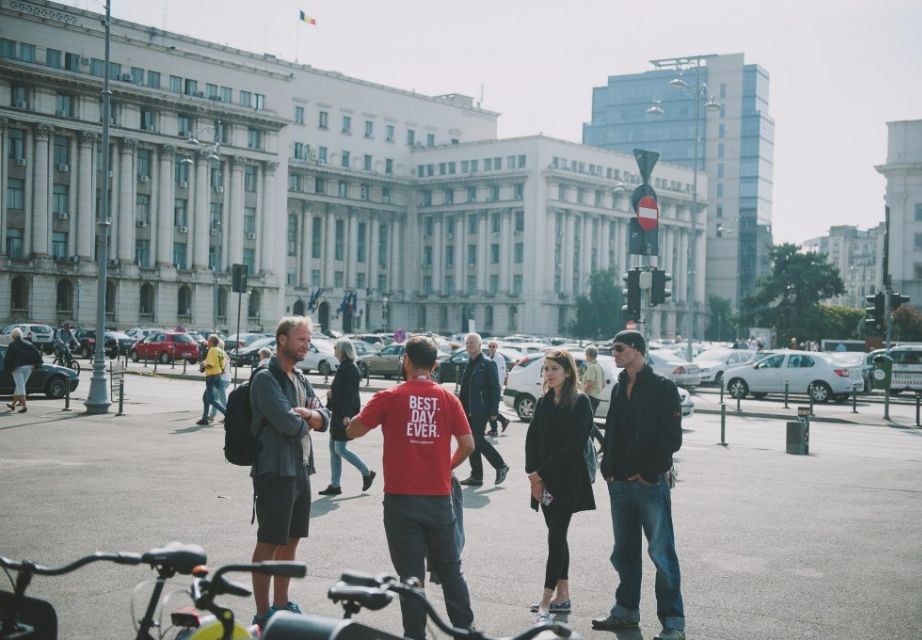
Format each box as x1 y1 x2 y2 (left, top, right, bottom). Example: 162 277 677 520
486 341 511 436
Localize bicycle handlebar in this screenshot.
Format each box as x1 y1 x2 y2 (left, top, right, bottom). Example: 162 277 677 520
0 552 143 578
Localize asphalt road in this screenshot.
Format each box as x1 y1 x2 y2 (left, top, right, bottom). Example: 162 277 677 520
1 371 921 640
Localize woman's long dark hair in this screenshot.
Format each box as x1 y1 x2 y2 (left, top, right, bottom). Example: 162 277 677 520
542 349 579 408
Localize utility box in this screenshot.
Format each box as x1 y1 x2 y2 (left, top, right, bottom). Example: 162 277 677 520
786 407 811 455
872 354 893 390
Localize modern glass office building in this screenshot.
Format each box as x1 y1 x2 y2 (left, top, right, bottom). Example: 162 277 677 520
583 53 774 311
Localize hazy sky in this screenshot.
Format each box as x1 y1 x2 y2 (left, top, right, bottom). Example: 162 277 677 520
64 0 922 245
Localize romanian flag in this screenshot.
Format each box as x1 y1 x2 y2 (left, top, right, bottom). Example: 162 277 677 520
298 10 317 25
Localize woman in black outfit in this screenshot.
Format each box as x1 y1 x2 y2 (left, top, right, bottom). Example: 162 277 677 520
318 338 375 495
5 327 43 413
525 349 596 622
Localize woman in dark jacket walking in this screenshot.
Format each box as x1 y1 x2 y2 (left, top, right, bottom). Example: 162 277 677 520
525 349 596 622
318 338 375 496
4 327 42 413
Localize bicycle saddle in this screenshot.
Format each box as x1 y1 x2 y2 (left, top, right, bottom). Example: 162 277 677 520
141 542 206 575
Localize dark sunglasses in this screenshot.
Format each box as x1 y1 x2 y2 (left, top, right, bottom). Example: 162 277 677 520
613 344 626 353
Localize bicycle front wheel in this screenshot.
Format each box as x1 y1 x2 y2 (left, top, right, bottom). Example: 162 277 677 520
180 618 254 640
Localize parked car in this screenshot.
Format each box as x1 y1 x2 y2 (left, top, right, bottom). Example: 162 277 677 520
124 327 162 341
432 347 523 384
646 351 703 389
357 343 406 379
75 330 131 359
223 332 270 353
296 337 339 375
130 331 201 364
887 345 922 394
231 336 277 366
0 324 54 352
694 348 757 386
346 333 388 352
723 349 864 403
0 345 80 398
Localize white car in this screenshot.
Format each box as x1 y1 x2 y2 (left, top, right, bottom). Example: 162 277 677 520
723 349 864 403
503 352 694 421
694 348 757 386
296 337 339 376
645 351 703 388
0 323 54 350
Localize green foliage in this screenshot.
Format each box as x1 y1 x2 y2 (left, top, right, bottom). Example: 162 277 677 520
570 268 625 339
892 305 922 341
738 243 845 344
705 295 735 341
815 305 864 341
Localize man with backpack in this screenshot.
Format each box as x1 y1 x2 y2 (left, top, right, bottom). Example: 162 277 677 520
249 316 330 629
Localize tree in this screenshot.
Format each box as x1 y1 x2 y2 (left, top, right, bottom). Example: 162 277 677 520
738 243 845 344
705 295 735 341
892 305 922 341
570 268 625 339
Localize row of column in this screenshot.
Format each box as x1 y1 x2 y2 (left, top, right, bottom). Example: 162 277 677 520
0 122 280 277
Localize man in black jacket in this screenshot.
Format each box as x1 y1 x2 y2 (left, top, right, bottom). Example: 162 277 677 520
592 330 686 640
458 333 509 486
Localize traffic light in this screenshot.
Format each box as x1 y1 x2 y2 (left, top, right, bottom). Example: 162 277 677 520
231 263 248 293
891 292 911 312
865 292 885 333
622 269 641 320
651 269 672 306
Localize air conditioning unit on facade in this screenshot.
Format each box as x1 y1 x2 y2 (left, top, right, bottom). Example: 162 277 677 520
178 225 188 234
136 220 147 228
210 229 219 236
214 185 224 193
56 212 69 220
246 232 257 240
120 73 133 82
139 175 150 183
178 180 188 189
58 164 70 172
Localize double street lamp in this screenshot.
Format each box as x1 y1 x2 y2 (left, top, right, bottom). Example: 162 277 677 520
647 55 721 363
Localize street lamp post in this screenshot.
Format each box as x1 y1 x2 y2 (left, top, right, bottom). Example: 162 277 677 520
648 55 720 362
84 0 112 414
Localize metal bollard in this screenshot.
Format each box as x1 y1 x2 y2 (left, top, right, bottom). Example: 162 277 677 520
784 381 789 409
852 390 858 414
143 354 148 369
736 392 742 413
116 380 125 416
720 403 727 446
719 384 724 405
62 382 71 412
183 358 187 375
916 392 921 428
171 353 175 369
809 393 814 417
153 357 157 373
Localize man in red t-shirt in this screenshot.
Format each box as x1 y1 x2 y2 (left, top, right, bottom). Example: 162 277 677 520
347 336 475 640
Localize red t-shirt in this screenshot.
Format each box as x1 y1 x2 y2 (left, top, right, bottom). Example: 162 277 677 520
356 378 471 496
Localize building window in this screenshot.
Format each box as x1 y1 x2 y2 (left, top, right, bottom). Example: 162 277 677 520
318 110 328 129
491 213 501 233
173 243 187 270
178 286 192 317
364 120 374 138
239 90 252 107
315 177 326 195
490 244 500 264
178 114 193 137
446 245 455 267
515 210 525 232
206 83 218 98
245 166 257 192
295 105 304 124
341 150 351 169
10 275 28 310
288 173 302 192
915 233 922 250
357 222 367 263
210 202 222 229
513 275 523 296
385 158 394 175
468 244 477 265
915 204 922 222
137 149 151 178
243 248 255 273
244 207 256 235
312 217 322 259
140 109 157 131
135 239 150 267
407 129 415 146
7 179 25 209
55 93 74 117
342 115 352 134
52 233 68 261
247 128 262 150
489 275 499 295
184 79 198 96
174 199 188 227
334 271 344 288
386 125 395 142
363 154 372 171
287 214 298 256
311 269 321 286
514 243 524 263
175 161 189 187
338 181 348 198
378 224 388 267
248 289 260 319
382 186 391 204
426 133 435 147
89 58 105 77
147 71 160 89
169 75 182 93
137 194 151 224
335 219 345 260
423 246 433 267
46 47 62 67
318 146 328 164
52 184 69 215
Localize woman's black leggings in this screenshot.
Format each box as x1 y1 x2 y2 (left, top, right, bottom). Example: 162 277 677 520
542 507 573 590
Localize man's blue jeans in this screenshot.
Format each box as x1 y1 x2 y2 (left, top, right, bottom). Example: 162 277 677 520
383 493 474 640
607 475 685 631
201 376 226 421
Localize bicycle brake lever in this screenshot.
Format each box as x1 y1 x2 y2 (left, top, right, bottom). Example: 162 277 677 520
214 575 251 598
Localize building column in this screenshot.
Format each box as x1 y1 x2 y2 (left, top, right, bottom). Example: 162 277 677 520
389 216 400 291
31 124 51 256
192 149 210 269
432 216 443 291
67 135 77 256
260 162 278 276
563 212 575 295
75 133 95 259
581 214 592 293
227 156 245 266
116 138 136 262
500 209 512 291
369 216 379 292
300 209 312 286
0 119 6 254
477 213 488 291
325 209 336 286
600 217 610 272
347 209 359 288
156 145 175 266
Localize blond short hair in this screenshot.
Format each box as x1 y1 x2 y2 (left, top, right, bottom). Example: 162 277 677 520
276 315 313 341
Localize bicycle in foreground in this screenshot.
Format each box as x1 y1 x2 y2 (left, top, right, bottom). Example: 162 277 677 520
0 541 306 640
262 570 579 640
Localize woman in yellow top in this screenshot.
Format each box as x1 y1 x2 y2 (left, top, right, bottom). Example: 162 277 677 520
197 334 227 426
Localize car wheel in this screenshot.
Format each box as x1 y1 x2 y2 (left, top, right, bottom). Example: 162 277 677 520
159 351 172 365
808 381 832 403
514 394 537 421
130 350 140 363
727 378 748 399
318 360 332 376
46 376 68 399
714 371 724 387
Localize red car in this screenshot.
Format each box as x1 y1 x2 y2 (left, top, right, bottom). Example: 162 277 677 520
130 331 200 364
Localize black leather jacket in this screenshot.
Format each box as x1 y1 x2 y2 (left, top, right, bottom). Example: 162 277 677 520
459 353 500 417
600 364 682 483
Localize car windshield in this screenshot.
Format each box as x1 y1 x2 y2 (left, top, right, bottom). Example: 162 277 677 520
174 334 194 343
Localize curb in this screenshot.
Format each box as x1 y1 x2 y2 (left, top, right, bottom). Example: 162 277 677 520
693 405 916 428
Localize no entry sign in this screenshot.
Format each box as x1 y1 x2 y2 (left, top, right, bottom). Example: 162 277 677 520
637 195 659 231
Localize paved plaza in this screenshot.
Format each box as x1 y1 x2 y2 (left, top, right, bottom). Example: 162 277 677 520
1 370 921 639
